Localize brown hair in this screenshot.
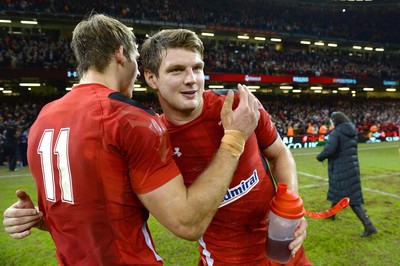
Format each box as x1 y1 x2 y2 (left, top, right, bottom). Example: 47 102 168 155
70 13 137 77
140 29 204 77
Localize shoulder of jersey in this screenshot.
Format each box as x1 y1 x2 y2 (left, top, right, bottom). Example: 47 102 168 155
108 92 155 115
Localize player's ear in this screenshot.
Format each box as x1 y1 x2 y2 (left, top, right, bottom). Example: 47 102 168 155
115 45 125 65
144 69 158 90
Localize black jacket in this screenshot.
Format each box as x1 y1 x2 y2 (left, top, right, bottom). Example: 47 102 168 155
316 122 364 205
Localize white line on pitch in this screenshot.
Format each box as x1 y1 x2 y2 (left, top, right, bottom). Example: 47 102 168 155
292 143 398 157
363 188 400 199
298 171 400 199
298 171 327 180
0 173 32 178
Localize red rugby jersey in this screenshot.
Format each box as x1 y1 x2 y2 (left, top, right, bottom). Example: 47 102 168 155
28 84 180 265
162 90 277 265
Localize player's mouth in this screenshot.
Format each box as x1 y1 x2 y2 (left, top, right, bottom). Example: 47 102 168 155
180 90 197 98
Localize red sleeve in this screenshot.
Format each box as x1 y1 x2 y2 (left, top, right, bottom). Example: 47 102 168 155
256 108 278 149
119 112 181 194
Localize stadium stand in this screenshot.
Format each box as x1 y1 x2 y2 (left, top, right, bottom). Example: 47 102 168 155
2 34 399 80
1 0 399 44
1 0 399 168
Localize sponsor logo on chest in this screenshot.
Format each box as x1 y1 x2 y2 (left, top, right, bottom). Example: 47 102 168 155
219 169 259 208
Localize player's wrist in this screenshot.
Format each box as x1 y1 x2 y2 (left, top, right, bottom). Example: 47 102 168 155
220 130 245 160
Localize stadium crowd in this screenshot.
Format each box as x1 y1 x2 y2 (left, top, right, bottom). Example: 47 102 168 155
2 0 400 79
0 98 41 170
1 0 399 44
0 32 74 69
1 94 399 170
1 33 400 80
202 39 399 79
257 94 400 137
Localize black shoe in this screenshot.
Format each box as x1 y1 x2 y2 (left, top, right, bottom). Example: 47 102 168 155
352 205 377 237
362 224 378 237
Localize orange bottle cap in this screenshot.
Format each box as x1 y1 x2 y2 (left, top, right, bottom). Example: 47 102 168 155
270 183 304 219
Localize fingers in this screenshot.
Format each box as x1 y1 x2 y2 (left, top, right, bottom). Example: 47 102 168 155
221 89 234 122
3 211 41 239
289 229 306 256
294 217 308 237
16 190 30 201
15 190 35 209
9 230 32 240
235 84 260 138
238 84 256 113
3 191 41 239
239 84 260 123
3 209 41 238
236 84 249 109
289 218 308 257
4 221 37 239
220 84 260 139
4 207 39 220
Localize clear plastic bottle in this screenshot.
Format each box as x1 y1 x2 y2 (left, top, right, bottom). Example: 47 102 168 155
266 183 304 263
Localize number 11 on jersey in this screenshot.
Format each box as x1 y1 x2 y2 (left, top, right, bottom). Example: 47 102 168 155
37 128 74 204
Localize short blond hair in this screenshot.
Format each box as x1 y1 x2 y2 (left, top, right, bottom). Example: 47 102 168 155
71 13 137 77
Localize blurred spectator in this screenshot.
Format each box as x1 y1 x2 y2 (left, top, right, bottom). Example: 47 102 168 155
370 125 378 133
287 124 294 136
4 120 19 171
319 124 328 135
0 116 5 166
306 123 314 135
18 126 29 167
0 99 40 169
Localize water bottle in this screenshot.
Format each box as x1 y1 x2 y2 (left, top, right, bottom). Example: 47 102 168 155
266 183 304 263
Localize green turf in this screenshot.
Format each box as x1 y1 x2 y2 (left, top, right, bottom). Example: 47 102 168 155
1 141 399 265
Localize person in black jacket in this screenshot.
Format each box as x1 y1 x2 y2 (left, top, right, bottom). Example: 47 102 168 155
4 121 19 171
316 111 377 237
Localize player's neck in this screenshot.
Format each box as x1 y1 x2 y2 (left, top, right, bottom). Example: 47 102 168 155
80 66 121 93
162 102 203 126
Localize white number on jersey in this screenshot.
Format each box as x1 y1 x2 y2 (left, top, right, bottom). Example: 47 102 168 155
37 128 74 204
